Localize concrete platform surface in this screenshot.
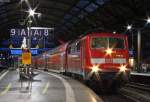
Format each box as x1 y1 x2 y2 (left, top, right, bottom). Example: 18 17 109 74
0 70 103 102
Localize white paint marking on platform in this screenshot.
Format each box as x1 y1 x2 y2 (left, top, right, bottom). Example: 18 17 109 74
42 82 50 94
16 68 19 73
0 70 9 81
38 70 76 102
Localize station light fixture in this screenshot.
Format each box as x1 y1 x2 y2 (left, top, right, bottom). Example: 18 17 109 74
26 8 41 19
126 25 132 30
129 57 134 67
113 31 116 34
28 9 35 17
146 17 150 23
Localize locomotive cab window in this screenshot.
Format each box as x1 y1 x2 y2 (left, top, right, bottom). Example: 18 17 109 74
68 47 71 54
91 38 108 49
91 37 125 49
109 38 125 49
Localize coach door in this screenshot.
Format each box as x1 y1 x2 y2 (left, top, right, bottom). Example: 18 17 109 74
75 41 81 74
60 51 66 72
81 39 86 75
67 42 81 74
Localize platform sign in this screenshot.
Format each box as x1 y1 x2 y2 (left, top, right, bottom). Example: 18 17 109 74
9 27 54 47
10 27 54 38
11 49 38 55
129 50 136 57
22 52 31 64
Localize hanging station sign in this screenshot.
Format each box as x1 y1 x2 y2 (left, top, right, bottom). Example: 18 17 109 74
10 27 54 38
9 27 54 48
22 52 32 64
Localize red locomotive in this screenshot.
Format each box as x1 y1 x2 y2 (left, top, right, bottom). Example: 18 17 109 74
34 33 131 91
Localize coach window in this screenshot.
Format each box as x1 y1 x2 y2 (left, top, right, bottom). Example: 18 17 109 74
71 45 75 53
68 47 71 54
76 42 80 52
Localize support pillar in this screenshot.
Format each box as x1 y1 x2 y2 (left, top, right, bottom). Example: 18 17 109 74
137 30 141 72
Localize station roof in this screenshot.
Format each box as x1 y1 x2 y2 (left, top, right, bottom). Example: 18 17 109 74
0 0 150 49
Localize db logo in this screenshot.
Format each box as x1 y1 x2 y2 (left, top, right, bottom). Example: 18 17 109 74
105 58 112 63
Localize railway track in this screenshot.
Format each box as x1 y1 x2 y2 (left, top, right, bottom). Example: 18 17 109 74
126 82 150 92
119 82 150 102
88 83 138 102
94 82 150 102
101 93 136 102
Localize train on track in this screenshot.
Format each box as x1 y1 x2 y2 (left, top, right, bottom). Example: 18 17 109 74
33 33 132 91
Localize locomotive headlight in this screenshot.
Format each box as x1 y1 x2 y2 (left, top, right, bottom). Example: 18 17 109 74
106 48 112 55
119 65 127 72
91 65 99 72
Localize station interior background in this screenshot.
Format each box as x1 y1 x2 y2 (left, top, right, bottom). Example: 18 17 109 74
0 0 149 72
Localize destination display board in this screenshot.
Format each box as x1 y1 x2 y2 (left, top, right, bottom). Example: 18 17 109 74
10 28 50 38
9 27 54 48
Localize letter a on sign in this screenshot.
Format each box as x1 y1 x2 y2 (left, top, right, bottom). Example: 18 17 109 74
22 52 31 64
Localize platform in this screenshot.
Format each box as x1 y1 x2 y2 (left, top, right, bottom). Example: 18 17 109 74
130 72 150 85
0 69 102 102
131 72 150 76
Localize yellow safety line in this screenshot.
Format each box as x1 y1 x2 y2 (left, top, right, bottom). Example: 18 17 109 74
0 83 12 96
42 82 50 94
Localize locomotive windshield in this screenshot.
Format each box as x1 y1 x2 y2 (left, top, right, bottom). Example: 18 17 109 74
91 37 125 49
